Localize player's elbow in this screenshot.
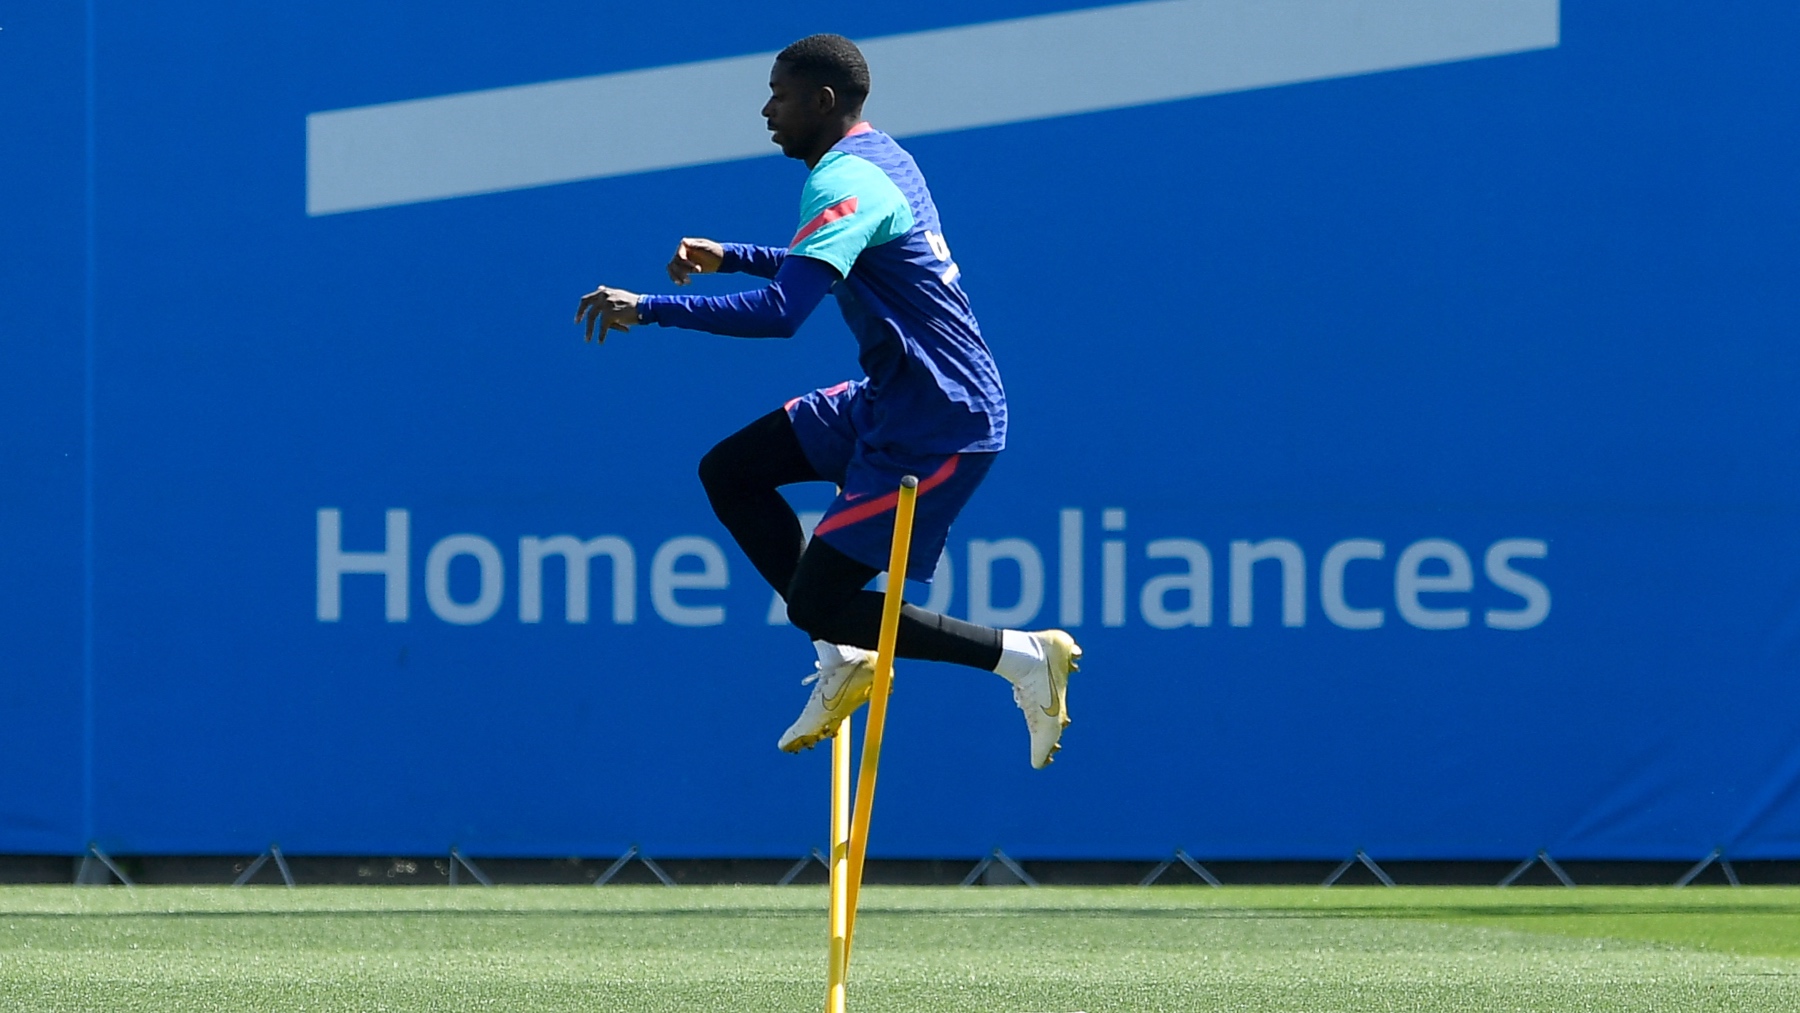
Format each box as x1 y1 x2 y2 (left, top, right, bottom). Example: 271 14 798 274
761 295 801 337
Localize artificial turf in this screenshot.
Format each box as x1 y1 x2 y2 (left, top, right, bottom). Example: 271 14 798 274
2 885 1798 1011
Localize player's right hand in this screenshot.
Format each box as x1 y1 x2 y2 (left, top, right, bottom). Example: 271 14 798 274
575 284 641 344
667 238 725 285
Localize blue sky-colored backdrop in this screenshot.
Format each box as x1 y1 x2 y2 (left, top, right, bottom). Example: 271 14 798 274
4 1 1799 861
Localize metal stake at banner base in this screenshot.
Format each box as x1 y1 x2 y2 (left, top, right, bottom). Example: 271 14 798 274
1498 850 1576 888
778 848 830 886
76 843 134 887
1323 849 1395 887
448 847 492 887
232 843 294 888
593 844 675 886
1675 847 1740 888
959 848 1040 888
1140 848 1222 887
827 474 918 1013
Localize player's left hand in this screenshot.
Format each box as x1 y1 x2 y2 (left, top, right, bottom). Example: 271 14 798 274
667 237 724 285
575 285 641 343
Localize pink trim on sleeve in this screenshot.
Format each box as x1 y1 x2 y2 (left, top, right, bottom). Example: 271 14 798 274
789 196 860 248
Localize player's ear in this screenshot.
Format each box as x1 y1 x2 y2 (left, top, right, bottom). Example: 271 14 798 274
815 84 839 117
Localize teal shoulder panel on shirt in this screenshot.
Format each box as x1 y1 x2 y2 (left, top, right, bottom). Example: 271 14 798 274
789 151 915 278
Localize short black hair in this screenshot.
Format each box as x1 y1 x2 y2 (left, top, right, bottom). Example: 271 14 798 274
776 34 871 110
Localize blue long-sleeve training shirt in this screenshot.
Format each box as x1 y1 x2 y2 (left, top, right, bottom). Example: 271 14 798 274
635 124 1006 456
718 242 786 279
638 246 833 338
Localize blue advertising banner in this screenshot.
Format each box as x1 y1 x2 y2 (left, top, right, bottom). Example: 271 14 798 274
1 2 88 854
5 0 1800 861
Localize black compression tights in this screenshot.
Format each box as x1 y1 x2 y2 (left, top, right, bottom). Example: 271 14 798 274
698 409 1004 672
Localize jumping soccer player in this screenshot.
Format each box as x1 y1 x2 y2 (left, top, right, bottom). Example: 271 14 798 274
575 34 1079 768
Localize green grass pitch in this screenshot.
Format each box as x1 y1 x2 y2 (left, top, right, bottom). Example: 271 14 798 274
4 885 1799 1011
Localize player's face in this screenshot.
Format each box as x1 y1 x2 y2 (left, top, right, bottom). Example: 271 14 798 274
764 61 827 160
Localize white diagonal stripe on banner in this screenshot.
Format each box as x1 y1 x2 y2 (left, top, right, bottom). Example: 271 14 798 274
306 0 1559 216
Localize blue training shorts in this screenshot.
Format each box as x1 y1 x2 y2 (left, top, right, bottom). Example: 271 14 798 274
785 380 996 578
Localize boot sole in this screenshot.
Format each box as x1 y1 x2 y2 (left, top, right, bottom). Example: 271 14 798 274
777 671 876 753
1033 630 1081 767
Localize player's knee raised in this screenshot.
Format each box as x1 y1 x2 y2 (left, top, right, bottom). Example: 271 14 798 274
697 440 736 494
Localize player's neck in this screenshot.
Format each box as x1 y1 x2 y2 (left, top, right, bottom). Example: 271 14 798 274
802 118 865 168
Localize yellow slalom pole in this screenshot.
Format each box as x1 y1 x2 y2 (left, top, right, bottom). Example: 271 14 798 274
825 715 852 1013
842 474 919 971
